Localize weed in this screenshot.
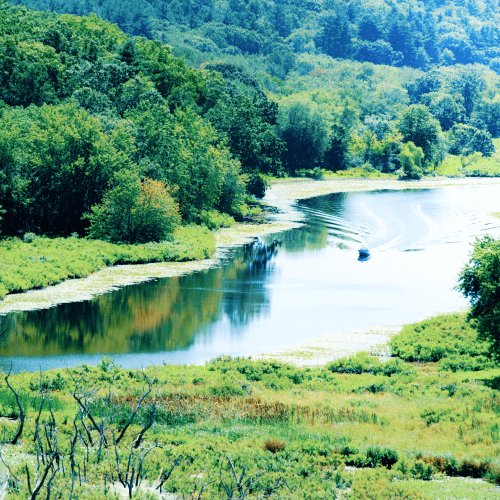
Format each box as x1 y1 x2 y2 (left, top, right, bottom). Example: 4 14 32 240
263 439 286 454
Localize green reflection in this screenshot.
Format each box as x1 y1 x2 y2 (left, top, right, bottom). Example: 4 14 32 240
0 239 279 357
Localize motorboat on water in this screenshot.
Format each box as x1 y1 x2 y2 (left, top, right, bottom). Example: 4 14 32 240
358 245 370 258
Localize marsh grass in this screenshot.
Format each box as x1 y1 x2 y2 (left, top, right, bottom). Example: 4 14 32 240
0 226 215 299
1 351 500 498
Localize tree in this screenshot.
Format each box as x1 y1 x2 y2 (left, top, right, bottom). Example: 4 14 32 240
315 10 352 59
277 102 328 174
398 141 424 179
448 123 495 157
397 105 441 167
458 236 500 359
324 101 359 171
420 92 465 131
85 170 181 243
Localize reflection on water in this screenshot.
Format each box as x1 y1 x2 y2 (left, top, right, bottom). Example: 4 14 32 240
0 239 283 359
1 185 500 372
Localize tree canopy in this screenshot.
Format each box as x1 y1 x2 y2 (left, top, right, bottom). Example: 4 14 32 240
458 236 500 360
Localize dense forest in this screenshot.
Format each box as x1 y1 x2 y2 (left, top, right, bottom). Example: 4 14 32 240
0 0 284 240
12 0 500 72
2 0 500 242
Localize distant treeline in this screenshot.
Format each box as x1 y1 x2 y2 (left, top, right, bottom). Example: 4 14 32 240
12 0 500 73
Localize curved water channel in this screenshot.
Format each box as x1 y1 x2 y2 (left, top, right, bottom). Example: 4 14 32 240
1 185 500 373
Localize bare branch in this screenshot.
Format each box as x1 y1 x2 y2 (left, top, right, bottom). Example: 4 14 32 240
5 364 25 445
156 456 182 493
133 404 156 449
115 371 157 445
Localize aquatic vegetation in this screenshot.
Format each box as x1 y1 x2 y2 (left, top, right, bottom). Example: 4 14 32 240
0 226 215 299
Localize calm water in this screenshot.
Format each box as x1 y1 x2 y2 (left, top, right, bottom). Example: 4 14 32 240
1 186 500 373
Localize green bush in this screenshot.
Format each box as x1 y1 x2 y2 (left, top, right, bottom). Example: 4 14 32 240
246 173 268 198
438 355 495 372
366 445 399 468
411 460 435 480
327 352 414 376
390 313 490 363
199 209 236 230
349 468 430 499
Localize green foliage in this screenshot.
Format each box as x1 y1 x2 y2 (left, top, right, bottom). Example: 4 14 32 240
85 171 181 244
438 355 495 373
458 235 500 359
349 468 430 499
0 226 214 298
390 313 490 363
198 209 235 230
449 123 495 157
398 141 424 179
277 101 328 174
246 173 268 199
397 105 441 167
327 352 415 377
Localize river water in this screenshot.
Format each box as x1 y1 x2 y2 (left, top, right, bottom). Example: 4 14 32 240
1 185 499 373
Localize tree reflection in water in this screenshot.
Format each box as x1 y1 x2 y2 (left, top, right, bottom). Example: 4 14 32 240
0 236 309 360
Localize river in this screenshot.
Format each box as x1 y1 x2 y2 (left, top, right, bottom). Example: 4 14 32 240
1 185 499 373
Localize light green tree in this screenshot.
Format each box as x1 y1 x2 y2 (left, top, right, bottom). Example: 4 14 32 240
397 105 441 167
458 236 500 359
398 141 424 179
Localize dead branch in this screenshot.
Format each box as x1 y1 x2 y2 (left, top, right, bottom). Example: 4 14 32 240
133 403 156 449
5 364 25 445
115 370 158 445
156 455 182 493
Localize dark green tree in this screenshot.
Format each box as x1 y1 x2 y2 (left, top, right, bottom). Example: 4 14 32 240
277 102 328 174
315 9 351 59
324 103 358 171
397 105 441 166
458 236 500 359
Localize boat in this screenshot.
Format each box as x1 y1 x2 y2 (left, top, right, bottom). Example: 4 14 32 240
358 245 370 258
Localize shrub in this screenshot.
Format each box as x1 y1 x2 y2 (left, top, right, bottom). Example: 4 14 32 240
263 439 286 454
390 313 490 363
438 354 495 372
411 460 435 480
350 468 430 499
327 352 414 376
366 445 399 469
199 209 235 229
246 173 268 199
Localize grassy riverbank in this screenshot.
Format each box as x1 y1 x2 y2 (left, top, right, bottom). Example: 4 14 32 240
1 315 499 499
0 226 215 299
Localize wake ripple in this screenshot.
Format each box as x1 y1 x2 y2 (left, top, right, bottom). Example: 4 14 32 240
298 187 500 252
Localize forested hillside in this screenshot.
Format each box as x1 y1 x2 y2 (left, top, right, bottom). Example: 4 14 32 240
2 0 500 242
12 0 500 73
9 0 500 180
0 0 283 239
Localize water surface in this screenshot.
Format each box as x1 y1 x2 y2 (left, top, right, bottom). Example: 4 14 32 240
1 185 499 372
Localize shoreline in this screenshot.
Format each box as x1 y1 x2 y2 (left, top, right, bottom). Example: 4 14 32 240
0 176 493 364
2 175 497 316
